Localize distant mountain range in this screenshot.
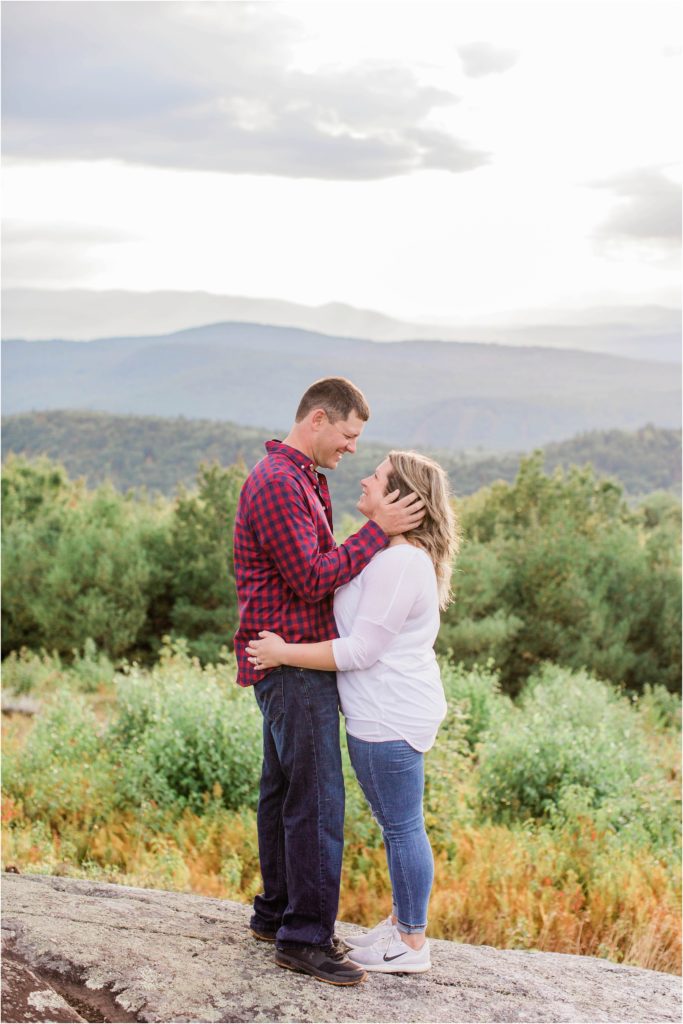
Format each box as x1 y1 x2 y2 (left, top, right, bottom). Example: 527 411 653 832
2 288 681 362
2 321 680 451
3 412 679 516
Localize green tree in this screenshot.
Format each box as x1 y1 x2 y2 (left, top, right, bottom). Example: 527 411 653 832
28 487 157 658
2 457 74 653
1 457 170 659
166 462 247 662
441 454 681 693
1 454 73 526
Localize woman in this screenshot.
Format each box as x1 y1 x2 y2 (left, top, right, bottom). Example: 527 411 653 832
246 450 458 974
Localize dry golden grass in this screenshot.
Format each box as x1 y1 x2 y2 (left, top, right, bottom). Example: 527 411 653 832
339 823 681 974
3 801 680 975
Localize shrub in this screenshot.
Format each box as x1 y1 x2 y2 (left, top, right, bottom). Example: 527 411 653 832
3 692 117 828
439 659 513 750
635 684 682 734
1 642 115 696
68 639 117 693
477 665 680 854
110 642 262 812
1 648 64 695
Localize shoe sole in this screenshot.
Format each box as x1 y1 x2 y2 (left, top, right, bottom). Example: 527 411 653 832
350 962 430 970
275 955 367 986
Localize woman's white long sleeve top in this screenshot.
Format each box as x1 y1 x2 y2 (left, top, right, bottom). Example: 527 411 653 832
332 544 446 752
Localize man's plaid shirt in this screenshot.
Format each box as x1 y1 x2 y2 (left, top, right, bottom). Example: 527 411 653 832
233 440 388 687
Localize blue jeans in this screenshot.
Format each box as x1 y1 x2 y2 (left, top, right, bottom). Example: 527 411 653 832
347 734 433 934
251 666 344 948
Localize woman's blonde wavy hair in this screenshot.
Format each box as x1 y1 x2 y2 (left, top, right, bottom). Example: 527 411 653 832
386 450 459 610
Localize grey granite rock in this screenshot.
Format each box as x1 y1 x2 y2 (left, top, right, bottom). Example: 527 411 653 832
1 953 87 1023
1 873 680 1023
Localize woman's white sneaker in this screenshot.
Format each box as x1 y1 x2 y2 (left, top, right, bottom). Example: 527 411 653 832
343 915 394 950
346 927 431 973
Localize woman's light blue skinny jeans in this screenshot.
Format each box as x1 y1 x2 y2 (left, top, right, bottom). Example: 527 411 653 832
346 733 434 935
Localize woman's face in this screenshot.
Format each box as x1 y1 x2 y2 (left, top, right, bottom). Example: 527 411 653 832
357 457 393 517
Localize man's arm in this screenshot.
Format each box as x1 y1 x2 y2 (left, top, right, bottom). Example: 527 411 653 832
249 476 386 603
246 549 427 671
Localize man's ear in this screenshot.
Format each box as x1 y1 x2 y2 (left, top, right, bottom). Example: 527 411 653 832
310 409 328 431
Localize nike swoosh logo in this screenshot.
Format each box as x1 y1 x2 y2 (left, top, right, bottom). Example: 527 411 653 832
383 951 408 962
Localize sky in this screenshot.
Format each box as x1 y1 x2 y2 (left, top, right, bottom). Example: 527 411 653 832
2 0 681 324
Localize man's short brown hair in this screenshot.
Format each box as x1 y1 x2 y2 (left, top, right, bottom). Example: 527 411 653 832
295 377 370 423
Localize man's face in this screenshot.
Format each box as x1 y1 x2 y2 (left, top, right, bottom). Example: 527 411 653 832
312 411 365 470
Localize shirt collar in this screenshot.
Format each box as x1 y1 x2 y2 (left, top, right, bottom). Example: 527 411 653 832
265 439 317 475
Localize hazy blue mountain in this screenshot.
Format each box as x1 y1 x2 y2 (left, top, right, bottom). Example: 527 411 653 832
2 321 680 450
2 288 680 362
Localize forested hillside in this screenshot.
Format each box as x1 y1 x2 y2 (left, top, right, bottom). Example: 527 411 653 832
2 411 680 516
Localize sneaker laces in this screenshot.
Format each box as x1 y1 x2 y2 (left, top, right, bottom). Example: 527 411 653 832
323 936 348 961
378 926 425 958
367 927 401 956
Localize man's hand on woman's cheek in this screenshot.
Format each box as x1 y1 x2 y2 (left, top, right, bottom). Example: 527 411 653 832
370 489 426 536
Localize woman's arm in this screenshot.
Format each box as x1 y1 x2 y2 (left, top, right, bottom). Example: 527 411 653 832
246 631 337 671
247 549 430 674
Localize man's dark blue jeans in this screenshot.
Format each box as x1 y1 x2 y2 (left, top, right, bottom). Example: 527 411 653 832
251 666 344 948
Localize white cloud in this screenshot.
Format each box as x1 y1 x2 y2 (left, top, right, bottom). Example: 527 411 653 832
1 1 486 180
457 42 519 77
593 169 682 248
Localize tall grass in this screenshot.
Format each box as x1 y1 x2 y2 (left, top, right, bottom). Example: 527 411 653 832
2 645 680 973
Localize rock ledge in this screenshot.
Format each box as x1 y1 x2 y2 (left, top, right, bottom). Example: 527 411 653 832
1 873 680 1023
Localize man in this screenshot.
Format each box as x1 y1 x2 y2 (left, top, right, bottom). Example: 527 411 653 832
233 377 424 986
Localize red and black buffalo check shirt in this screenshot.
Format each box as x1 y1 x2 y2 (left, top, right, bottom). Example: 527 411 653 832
233 440 388 687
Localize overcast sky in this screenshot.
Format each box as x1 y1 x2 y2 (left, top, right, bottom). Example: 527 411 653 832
2 0 681 323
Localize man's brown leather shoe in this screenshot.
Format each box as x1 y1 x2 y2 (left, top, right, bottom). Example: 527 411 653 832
275 943 366 985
